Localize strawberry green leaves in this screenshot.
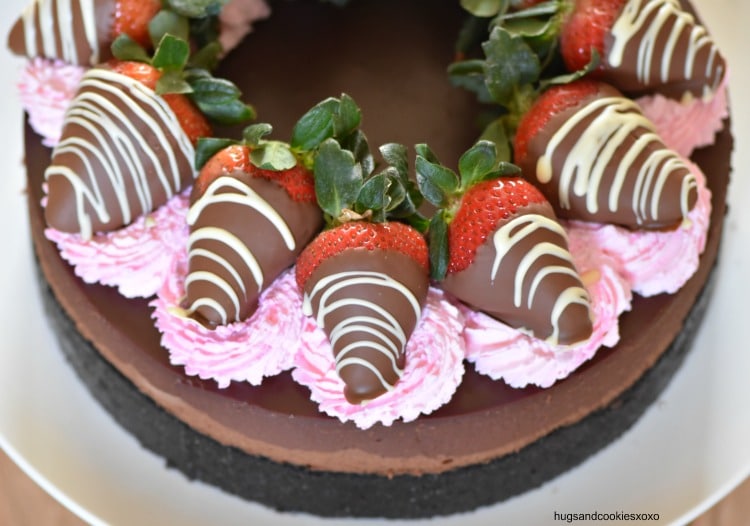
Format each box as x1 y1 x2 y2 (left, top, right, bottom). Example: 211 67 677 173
417 141 518 208
165 0 227 18
112 30 254 125
312 140 422 227
196 94 369 196
450 0 574 156
291 94 363 152
417 140 520 280
460 0 511 17
314 139 364 220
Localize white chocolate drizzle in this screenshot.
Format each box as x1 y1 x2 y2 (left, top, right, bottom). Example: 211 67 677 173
21 0 100 65
608 0 724 98
185 176 297 325
535 96 696 225
303 271 423 394
490 214 589 346
45 68 195 239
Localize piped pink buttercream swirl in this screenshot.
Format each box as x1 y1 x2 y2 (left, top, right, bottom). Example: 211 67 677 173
566 161 711 297
462 232 632 389
151 258 302 388
17 57 85 147
45 191 189 298
637 74 729 158
292 288 465 429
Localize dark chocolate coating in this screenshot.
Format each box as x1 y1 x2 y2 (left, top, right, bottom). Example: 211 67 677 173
7 0 114 66
602 0 726 100
185 171 322 326
442 202 593 346
518 83 697 229
45 66 195 238
303 249 429 404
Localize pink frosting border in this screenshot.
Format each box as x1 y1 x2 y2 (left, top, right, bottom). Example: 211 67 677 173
292 288 466 429
462 227 633 388
17 57 86 147
151 257 302 388
45 190 190 298
566 161 711 297
637 74 729 158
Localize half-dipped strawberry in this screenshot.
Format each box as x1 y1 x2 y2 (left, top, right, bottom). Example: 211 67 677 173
560 0 726 99
418 141 592 346
297 221 429 405
184 94 367 327
296 138 430 404
514 79 698 229
44 35 253 239
184 145 321 327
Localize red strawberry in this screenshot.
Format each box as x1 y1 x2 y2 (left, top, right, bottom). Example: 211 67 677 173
513 79 698 229
559 0 726 98
184 143 322 327
113 0 163 48
109 60 212 145
296 221 429 404
43 27 254 239
559 0 628 74
195 144 317 203
418 141 593 346
296 222 429 288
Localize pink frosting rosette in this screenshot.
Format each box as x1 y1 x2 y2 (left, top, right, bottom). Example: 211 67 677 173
566 161 711 297
637 75 729 158
45 191 190 298
17 57 85 147
462 232 632 389
151 257 303 388
292 288 466 429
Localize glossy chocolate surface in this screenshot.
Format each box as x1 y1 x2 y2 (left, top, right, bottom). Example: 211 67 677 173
303 248 429 404
603 0 726 99
518 83 698 229
45 66 195 238
186 172 322 326
441 201 593 346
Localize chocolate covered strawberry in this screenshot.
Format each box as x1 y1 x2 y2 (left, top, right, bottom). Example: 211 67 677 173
513 79 697 228
184 94 367 327
44 34 253 239
296 140 430 404
185 145 322 327
418 141 592 346
559 0 726 99
453 0 725 116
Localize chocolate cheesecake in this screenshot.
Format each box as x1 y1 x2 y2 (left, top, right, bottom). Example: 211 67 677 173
19 0 731 518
